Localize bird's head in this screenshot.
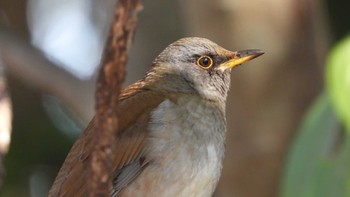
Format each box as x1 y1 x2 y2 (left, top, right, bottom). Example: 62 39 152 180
145 37 264 102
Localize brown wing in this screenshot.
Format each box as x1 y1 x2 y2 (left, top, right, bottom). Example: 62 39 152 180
48 80 165 197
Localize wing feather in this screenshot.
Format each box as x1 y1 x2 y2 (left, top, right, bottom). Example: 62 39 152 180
48 80 164 197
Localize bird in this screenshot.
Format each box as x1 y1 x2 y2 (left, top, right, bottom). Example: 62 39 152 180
48 37 264 197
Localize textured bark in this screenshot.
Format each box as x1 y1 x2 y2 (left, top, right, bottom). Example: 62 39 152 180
89 0 143 196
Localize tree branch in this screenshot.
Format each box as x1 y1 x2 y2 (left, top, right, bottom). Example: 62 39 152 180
89 0 143 196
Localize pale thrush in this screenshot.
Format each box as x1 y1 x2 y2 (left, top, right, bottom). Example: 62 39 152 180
48 37 264 197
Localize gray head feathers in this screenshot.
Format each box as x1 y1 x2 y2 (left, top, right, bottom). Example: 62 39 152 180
145 37 235 103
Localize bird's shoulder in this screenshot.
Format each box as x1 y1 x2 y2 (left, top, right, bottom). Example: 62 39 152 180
48 80 166 197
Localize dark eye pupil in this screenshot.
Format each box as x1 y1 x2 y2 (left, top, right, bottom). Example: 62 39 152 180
197 56 213 68
200 58 210 66
202 57 209 66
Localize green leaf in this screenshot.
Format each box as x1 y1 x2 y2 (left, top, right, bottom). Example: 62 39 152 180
326 36 350 132
281 35 350 197
280 92 350 197
280 94 339 197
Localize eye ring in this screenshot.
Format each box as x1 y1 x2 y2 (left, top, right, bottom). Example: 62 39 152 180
196 56 213 69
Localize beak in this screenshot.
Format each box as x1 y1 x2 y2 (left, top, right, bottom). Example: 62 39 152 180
217 49 265 71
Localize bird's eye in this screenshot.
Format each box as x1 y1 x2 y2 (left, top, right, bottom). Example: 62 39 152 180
196 56 213 69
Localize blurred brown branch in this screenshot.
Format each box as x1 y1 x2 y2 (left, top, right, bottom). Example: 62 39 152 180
0 26 95 121
89 0 142 195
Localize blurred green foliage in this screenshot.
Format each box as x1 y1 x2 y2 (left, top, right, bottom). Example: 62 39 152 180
327 36 350 132
0 79 73 196
281 36 350 197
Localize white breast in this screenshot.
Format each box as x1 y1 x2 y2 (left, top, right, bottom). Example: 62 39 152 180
121 96 226 197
